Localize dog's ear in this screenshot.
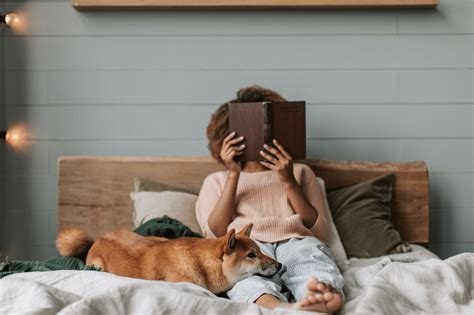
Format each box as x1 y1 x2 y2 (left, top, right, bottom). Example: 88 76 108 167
224 229 237 255
237 223 253 237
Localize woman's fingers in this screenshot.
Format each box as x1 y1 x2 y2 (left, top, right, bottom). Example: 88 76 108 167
223 131 236 143
221 133 244 152
221 144 245 160
222 133 244 153
222 132 236 149
272 139 293 160
229 148 245 157
228 136 245 146
263 143 284 161
236 144 246 151
226 144 245 154
223 132 244 146
259 150 277 163
259 161 276 170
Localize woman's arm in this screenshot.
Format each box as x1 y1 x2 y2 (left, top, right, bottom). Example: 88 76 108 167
206 131 245 237
207 171 240 237
283 170 330 243
259 139 329 243
293 173 330 243
284 179 319 229
259 139 318 227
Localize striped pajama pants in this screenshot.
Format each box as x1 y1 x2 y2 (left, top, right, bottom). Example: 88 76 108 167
227 236 344 304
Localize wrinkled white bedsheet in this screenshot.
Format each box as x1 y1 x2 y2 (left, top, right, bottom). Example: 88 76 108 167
1 245 472 314
339 245 473 314
0 270 303 315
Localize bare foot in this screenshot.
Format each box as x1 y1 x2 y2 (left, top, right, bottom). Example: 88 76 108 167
292 277 343 313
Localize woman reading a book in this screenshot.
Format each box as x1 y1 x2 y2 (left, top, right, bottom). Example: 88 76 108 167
195 86 344 313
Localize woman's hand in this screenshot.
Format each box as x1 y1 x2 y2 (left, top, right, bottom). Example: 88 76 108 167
221 131 245 173
259 139 297 186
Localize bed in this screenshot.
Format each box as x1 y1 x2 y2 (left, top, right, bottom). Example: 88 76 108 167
1 157 473 314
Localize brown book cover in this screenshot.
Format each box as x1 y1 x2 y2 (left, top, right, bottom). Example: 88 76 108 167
228 101 306 162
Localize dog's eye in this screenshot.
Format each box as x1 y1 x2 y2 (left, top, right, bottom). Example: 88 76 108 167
247 252 257 259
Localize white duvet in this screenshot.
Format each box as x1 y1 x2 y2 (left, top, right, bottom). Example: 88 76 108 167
1 245 473 315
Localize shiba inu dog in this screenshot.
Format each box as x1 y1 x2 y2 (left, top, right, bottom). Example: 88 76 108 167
56 223 281 294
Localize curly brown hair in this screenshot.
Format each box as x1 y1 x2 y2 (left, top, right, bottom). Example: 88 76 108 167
206 85 287 165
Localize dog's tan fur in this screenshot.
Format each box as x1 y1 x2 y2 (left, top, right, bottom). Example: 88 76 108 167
56 224 280 294
56 227 94 260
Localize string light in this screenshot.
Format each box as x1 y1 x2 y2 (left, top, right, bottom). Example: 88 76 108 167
1 130 19 143
1 12 20 27
1 10 28 34
1 126 30 151
1 12 28 150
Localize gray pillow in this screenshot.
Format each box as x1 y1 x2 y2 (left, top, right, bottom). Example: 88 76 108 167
327 174 411 258
134 177 199 195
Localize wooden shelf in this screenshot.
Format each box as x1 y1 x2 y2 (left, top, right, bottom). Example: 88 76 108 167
72 0 438 10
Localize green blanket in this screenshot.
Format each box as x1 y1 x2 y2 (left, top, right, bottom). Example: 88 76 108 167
0 215 202 278
134 215 202 239
0 256 99 279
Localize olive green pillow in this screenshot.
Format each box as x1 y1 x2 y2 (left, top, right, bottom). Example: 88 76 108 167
134 177 199 195
326 174 411 258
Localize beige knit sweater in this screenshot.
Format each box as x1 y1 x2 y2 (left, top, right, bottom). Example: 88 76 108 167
195 163 328 243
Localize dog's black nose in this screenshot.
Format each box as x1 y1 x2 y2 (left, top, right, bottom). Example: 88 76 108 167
275 262 283 271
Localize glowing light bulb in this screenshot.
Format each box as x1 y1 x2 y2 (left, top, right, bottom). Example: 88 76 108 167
6 130 20 143
5 13 20 26
1 12 20 27
1 11 27 34
5 130 16 143
1 125 31 151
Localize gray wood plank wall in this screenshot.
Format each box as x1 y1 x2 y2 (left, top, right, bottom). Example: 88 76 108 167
0 0 473 260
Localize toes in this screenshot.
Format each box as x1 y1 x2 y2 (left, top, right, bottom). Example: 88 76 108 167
325 292 343 313
321 282 335 293
307 277 319 291
307 294 318 304
300 297 311 307
315 293 325 303
296 292 343 313
323 292 334 301
316 282 326 292
303 291 328 305
307 278 334 294
324 283 336 293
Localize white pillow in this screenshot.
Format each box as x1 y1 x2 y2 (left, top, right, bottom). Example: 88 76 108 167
130 191 202 234
316 177 348 265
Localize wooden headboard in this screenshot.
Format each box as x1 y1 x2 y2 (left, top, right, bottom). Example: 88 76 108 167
58 157 429 243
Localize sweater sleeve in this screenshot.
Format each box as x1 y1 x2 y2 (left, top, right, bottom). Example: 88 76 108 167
299 164 330 244
195 173 223 239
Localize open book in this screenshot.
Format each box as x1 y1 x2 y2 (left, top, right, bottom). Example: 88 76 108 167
228 101 306 162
